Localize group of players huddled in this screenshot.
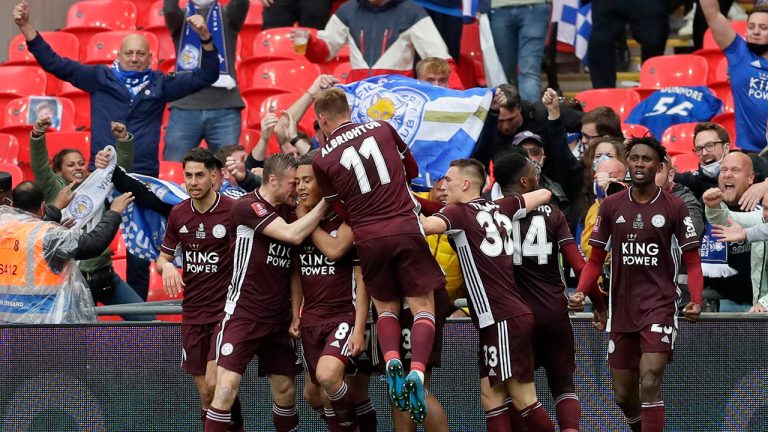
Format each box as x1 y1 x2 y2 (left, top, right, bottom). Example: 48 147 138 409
159 84 704 432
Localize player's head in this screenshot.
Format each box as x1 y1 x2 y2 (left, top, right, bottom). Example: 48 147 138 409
747 4 768 48
12 181 45 217
214 144 247 186
183 147 222 200
314 88 351 137
693 122 730 169
119 33 152 71
655 155 675 190
263 153 300 206
52 149 87 183
497 84 522 135
295 150 322 208
581 106 622 146
416 57 451 88
493 152 538 194
441 158 486 203
625 137 667 187
429 178 449 204
719 151 755 205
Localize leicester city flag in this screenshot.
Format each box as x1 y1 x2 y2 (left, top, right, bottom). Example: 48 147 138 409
338 75 492 190
119 175 188 261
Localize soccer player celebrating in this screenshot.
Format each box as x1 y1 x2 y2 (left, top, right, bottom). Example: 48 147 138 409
311 88 446 423
204 154 328 432
156 148 243 431
570 137 703 432
291 152 376 432
420 159 555 431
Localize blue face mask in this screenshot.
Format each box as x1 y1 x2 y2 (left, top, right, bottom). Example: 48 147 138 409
592 154 611 172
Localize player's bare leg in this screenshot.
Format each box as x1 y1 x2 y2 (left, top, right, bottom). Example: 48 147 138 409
268 374 299 432
610 368 642 432
205 367 243 432
638 352 669 432
349 372 377 432
371 297 408 410
201 361 243 432
402 291 436 423
480 377 513 432
546 373 579 432
391 372 447 432
317 355 358 431
303 379 329 426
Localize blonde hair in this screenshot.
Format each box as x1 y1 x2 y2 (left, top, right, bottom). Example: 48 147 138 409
314 88 350 120
416 57 450 79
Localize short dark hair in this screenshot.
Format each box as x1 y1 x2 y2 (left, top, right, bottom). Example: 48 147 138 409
582 106 623 139
297 149 319 166
12 181 44 213
449 158 486 192
693 122 730 145
183 147 222 171
214 144 246 167
498 84 521 110
493 153 531 189
263 153 299 180
52 149 84 173
626 136 667 163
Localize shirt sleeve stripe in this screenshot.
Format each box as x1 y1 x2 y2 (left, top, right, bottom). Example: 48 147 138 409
433 213 452 231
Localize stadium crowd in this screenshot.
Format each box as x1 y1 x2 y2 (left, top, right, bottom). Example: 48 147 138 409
2 0 768 431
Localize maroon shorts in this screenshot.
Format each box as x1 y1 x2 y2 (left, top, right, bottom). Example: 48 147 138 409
181 321 218 376
608 324 677 370
300 315 357 385
214 315 302 377
532 319 576 378
356 234 445 302
478 314 535 386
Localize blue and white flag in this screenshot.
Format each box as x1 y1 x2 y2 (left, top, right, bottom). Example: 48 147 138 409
575 2 591 66
700 223 737 278
554 0 591 66
338 75 492 190
119 175 188 261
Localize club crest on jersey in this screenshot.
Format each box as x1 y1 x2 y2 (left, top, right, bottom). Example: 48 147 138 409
179 225 189 234
348 81 427 146
616 215 626 224
633 214 644 230
251 202 269 217
652 214 665 228
212 224 227 239
196 222 205 239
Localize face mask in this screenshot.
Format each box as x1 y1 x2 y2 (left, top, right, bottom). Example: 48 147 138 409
592 154 611 172
748 43 768 56
593 180 606 200
700 158 722 179
192 0 216 8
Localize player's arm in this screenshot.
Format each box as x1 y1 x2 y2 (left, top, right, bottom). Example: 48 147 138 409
421 215 448 236
571 247 608 312
413 193 444 216
261 200 329 245
700 0 736 50
157 251 184 298
348 266 369 356
682 248 703 322
289 262 302 339
310 222 354 261
521 189 552 213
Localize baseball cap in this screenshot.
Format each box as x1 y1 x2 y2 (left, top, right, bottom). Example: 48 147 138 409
512 131 543 147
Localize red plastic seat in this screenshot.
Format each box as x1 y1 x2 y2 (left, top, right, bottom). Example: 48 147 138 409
259 92 316 135
576 89 641 122
0 134 20 164
661 122 698 157
0 163 24 188
159 160 185 184
113 257 127 280
239 0 265 59
239 128 261 153
141 1 176 62
671 153 701 173
333 62 352 84
712 112 736 146
459 21 484 87
110 232 127 260
709 81 734 114
238 27 317 88
58 81 91 130
622 123 652 139
4 32 80 95
638 55 709 95
62 0 138 60
713 57 729 83
84 31 160 69
45 132 92 165
702 21 747 49
0 66 47 125
132 0 157 29
691 48 726 84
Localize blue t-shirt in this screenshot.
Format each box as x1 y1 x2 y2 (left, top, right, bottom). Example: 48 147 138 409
724 36 768 152
625 86 722 139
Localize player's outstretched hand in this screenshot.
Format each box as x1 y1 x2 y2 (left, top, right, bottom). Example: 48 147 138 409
682 302 701 322
348 328 365 357
161 262 185 298
592 309 607 331
309 74 340 95
110 192 135 214
289 316 301 339
568 292 585 311
711 218 746 243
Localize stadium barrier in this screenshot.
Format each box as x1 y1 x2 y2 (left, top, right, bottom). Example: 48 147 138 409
1 312 766 431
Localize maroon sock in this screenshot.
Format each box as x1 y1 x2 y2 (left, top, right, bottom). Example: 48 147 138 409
519 401 554 432
325 381 358 432
641 401 665 432
272 403 299 432
626 414 642 432
554 392 580 431
311 404 326 423
409 311 436 373
376 312 402 364
355 399 377 432
200 408 208 427
505 398 528 431
485 406 512 432
205 406 231 432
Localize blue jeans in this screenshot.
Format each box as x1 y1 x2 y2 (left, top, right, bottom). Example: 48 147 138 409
101 274 155 321
718 299 751 313
163 108 243 161
489 3 551 103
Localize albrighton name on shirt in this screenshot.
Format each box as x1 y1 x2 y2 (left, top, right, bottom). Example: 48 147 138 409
321 122 382 157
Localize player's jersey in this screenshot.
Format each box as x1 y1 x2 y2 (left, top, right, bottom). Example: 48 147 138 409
225 191 294 324
589 187 700 333
161 193 234 324
625 86 722 139
724 36 768 152
312 121 422 242
511 202 575 320
434 195 532 329
297 215 358 327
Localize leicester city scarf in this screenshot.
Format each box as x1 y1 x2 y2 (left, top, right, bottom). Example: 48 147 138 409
62 146 117 232
175 1 235 89
111 62 153 101
700 223 738 278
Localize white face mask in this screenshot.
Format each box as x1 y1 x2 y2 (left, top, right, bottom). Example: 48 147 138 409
192 0 215 8
700 157 723 179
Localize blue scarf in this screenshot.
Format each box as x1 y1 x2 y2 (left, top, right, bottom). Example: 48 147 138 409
700 223 737 278
111 61 153 101
175 1 235 89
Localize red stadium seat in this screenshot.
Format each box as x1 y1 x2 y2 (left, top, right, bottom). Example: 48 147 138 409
239 128 261 153
0 134 20 164
142 1 177 62
113 257 127 280
333 62 352 84
0 163 24 188
4 32 80 95
62 0 138 60
239 0 265 59
576 89 641 122
84 31 160 69
322 45 351 75
638 55 709 98
713 57 729 83
44 132 92 166
110 232 127 260
661 122 698 157
257 92 317 155
709 81 734 114
58 81 91 130
459 21 484 87
159 160 185 184
132 0 157 29
241 61 321 128
712 112 736 146
691 48 726 84
238 27 317 88
702 21 746 49
671 153 701 173
0 66 47 125
622 123 652 139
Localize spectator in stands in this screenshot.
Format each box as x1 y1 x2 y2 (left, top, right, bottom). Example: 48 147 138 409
0 181 133 324
261 0 333 30
510 131 570 213
580 157 627 260
581 138 627 212
162 0 249 161
413 0 470 62
488 0 551 102
588 0 669 89
214 145 248 199
299 0 457 84
580 106 624 150
700 0 768 152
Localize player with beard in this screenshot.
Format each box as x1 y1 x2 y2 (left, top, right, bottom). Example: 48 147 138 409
570 137 704 432
420 159 555 431
291 152 377 432
204 154 328 432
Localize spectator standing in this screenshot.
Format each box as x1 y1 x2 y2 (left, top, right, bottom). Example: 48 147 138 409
162 0 249 161
261 0 333 30
413 0 473 62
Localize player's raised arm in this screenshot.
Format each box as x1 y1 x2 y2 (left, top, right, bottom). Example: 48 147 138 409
421 214 448 236
521 188 552 213
261 199 329 245
700 0 737 50
309 221 354 261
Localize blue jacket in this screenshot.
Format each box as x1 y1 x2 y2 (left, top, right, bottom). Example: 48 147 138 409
27 33 219 176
